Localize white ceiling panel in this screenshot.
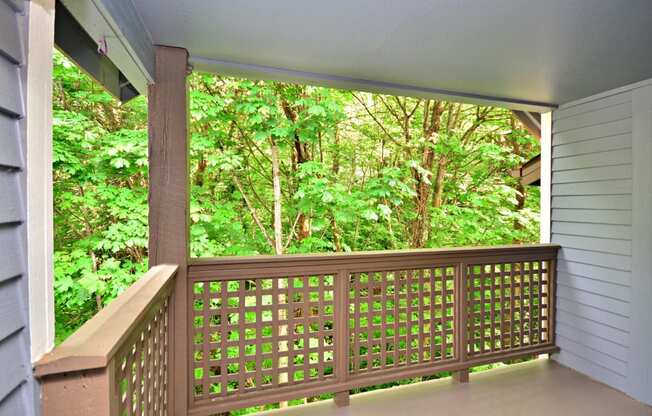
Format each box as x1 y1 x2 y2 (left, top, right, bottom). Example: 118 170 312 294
128 0 652 109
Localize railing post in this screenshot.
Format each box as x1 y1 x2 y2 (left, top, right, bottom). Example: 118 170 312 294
453 261 469 383
40 363 116 416
334 269 350 406
548 257 557 345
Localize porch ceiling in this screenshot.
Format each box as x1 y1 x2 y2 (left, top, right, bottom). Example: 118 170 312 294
83 0 652 110
140 0 652 109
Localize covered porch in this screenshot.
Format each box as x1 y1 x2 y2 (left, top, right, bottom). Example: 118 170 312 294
2 0 652 415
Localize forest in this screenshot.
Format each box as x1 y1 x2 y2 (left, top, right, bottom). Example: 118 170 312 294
52 50 540 344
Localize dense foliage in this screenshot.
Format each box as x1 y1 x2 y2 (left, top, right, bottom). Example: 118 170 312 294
53 51 539 346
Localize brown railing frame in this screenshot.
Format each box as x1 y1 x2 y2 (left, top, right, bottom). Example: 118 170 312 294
186 244 559 416
34 265 178 416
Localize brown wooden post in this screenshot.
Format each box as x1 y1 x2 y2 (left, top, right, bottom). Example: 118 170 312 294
40 365 116 416
334 269 350 406
148 45 190 415
453 261 469 383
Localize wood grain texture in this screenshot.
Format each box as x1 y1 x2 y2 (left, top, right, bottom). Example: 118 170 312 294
148 45 190 416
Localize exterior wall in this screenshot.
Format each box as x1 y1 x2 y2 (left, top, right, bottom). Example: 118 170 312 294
551 79 652 405
0 0 39 414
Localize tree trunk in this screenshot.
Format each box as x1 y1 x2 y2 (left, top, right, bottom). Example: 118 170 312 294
432 157 447 208
271 140 283 255
409 101 444 248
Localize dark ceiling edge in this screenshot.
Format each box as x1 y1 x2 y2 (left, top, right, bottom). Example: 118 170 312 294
191 56 558 112
54 0 139 102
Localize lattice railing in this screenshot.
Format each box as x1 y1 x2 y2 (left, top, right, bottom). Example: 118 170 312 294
187 244 559 415
466 261 552 358
116 295 170 415
348 267 456 375
191 275 337 401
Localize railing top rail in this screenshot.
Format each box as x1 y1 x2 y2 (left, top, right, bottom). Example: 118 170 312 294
34 264 178 377
189 243 560 268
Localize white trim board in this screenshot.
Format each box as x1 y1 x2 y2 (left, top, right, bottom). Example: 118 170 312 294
25 0 55 362
628 83 652 405
540 112 552 243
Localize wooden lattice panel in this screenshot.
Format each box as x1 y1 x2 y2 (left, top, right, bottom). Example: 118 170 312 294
191 275 336 402
348 267 456 375
466 261 551 356
116 297 169 416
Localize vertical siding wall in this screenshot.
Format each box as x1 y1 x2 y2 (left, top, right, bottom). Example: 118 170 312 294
0 0 38 414
551 91 633 391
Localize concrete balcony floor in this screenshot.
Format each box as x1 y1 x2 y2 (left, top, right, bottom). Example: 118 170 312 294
259 359 652 416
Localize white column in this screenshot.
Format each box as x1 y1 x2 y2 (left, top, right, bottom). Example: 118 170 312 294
25 0 56 362
539 112 552 243
628 84 652 405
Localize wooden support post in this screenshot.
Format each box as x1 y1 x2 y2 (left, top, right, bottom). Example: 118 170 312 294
334 269 350 407
148 45 190 415
40 365 116 416
334 391 350 407
454 261 469 384
453 369 469 383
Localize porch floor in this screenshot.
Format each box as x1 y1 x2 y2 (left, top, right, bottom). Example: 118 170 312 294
258 359 652 416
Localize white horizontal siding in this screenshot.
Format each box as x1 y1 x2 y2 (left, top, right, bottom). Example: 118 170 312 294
557 272 629 302
555 349 627 392
556 322 628 361
553 148 631 171
552 133 631 158
552 209 631 225
552 165 631 184
553 102 631 134
554 91 631 121
557 261 630 286
556 309 629 347
551 222 631 240
558 247 631 271
552 179 631 196
552 91 633 396
551 195 631 210
554 118 631 146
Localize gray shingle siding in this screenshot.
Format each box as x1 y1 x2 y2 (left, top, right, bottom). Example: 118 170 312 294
0 0 38 414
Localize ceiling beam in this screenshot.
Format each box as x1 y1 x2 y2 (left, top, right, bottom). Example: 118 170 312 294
512 110 542 139
54 1 138 102
192 56 557 113
60 0 155 95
